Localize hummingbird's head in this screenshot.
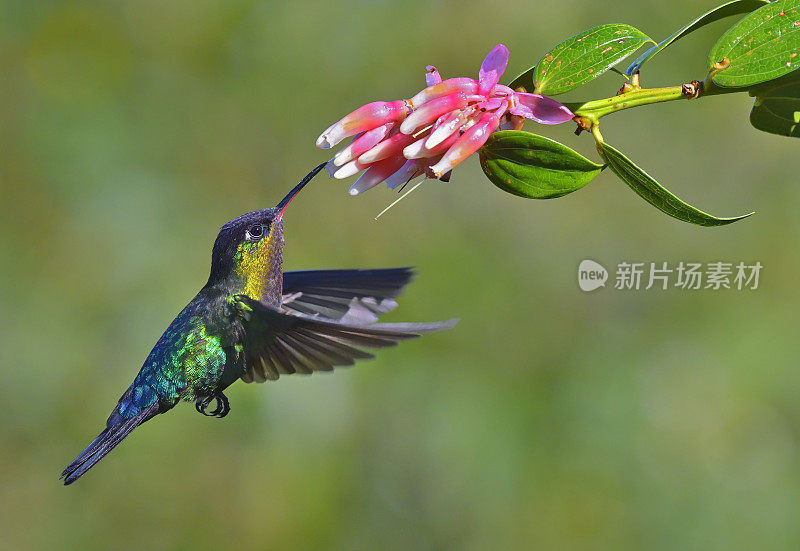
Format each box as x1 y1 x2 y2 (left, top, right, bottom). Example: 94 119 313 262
206 162 327 295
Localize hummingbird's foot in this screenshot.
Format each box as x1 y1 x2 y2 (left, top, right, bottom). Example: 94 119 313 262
195 392 230 419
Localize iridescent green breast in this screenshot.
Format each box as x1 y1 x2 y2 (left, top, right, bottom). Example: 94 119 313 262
179 322 227 398
118 298 229 418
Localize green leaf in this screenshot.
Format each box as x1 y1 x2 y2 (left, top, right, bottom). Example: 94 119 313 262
626 0 769 76
750 78 800 136
749 59 800 94
534 24 654 95
596 142 753 226
508 65 535 91
479 131 605 199
708 0 800 87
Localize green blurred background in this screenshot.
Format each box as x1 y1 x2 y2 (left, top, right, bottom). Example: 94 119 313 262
1 1 799 549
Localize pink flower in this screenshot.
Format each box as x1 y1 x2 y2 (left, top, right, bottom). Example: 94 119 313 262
316 44 574 196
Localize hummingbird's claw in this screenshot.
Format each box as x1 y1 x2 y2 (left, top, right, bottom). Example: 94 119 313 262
195 392 230 419
211 392 230 417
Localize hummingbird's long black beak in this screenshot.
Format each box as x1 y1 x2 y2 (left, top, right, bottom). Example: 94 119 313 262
275 161 328 219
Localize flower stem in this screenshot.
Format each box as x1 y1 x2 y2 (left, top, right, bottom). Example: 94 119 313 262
590 124 604 143
569 86 687 121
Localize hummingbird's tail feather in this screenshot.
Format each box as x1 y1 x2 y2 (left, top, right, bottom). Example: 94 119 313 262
60 402 159 485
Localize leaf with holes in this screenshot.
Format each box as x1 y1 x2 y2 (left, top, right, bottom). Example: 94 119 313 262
708 0 800 87
534 24 653 95
750 78 800 136
479 131 605 199
596 142 753 226
627 0 769 76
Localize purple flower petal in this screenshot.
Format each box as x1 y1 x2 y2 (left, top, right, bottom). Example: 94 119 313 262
514 93 574 125
509 104 534 119
324 157 338 178
425 65 442 86
384 159 430 190
478 44 509 95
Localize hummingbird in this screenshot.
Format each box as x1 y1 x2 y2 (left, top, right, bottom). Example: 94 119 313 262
61 162 457 485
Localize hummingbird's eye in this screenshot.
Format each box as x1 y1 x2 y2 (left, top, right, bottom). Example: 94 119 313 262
246 224 264 240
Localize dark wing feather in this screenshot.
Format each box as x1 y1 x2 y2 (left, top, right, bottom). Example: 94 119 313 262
281 268 414 322
233 295 457 383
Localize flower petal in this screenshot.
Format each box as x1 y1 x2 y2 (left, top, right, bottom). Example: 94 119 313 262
476 97 503 112
333 123 393 166
316 100 409 148
349 154 408 195
404 130 459 159
493 84 516 96
478 44 509 95
384 158 430 190
429 111 500 178
426 106 477 149
400 93 468 135
324 157 338 178
425 65 442 86
409 78 478 108
509 103 532 119
333 159 369 179
358 131 417 164
493 99 509 119
513 93 574 125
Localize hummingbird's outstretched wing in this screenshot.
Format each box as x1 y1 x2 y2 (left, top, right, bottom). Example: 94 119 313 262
281 268 414 323
232 295 457 383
